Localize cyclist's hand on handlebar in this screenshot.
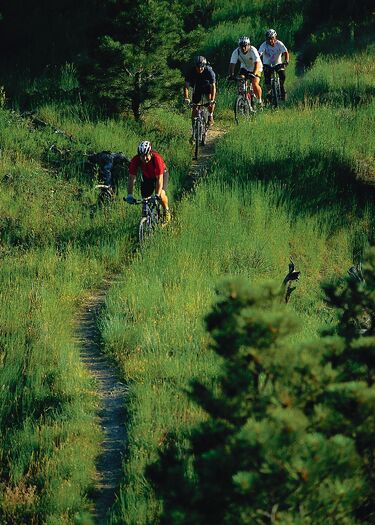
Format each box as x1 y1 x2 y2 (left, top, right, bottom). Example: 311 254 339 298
284 60 289 67
227 75 235 81
125 194 136 204
184 98 191 105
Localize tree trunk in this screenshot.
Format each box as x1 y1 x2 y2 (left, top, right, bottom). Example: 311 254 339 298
132 70 142 120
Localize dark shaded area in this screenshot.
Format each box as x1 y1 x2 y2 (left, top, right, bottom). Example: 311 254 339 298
0 0 103 73
295 0 375 70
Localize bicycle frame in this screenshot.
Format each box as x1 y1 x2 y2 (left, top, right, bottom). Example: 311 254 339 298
133 195 161 248
268 64 284 108
236 76 255 103
190 101 212 160
233 75 256 124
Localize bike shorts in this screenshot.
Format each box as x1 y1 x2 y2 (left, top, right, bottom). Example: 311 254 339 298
141 169 169 198
239 68 262 79
192 85 212 104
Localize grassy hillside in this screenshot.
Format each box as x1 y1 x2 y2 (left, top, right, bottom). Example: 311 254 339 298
0 0 374 523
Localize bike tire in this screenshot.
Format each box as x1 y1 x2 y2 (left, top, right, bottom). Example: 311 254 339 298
271 81 280 108
234 95 252 124
201 122 207 146
139 216 152 247
194 120 201 159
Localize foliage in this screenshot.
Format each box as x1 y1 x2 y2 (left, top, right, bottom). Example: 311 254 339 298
83 0 214 118
149 256 375 524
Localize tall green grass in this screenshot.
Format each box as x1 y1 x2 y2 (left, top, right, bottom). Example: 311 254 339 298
0 100 192 523
103 174 360 524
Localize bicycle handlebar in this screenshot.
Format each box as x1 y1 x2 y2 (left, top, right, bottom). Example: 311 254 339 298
189 101 216 108
124 195 160 205
268 63 285 71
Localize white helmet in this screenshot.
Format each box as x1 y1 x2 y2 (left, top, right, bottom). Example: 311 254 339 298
266 29 277 40
238 36 250 47
138 141 152 155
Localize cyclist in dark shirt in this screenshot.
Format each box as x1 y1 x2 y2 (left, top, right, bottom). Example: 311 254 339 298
183 55 216 126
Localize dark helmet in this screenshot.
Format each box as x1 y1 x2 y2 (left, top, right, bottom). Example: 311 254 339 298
194 55 207 67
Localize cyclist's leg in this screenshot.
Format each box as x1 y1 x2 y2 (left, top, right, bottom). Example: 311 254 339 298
160 170 170 224
251 74 263 103
192 89 202 123
263 65 272 101
278 68 286 100
159 170 169 211
201 86 214 124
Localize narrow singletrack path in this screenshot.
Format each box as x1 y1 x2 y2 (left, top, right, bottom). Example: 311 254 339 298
77 283 127 524
76 122 226 523
183 123 227 192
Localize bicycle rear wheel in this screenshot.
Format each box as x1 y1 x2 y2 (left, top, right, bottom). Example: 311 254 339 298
234 95 252 124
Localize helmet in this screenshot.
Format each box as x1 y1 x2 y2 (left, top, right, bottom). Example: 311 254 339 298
138 141 152 156
266 29 277 40
194 55 207 67
238 36 250 47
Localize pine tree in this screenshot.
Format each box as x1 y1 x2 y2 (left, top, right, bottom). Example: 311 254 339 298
149 263 375 524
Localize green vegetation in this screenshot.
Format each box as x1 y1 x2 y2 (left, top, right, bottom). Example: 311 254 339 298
149 255 375 524
0 0 374 523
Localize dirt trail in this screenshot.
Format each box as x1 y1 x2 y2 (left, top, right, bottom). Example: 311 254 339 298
183 124 227 192
77 284 127 524
76 123 226 523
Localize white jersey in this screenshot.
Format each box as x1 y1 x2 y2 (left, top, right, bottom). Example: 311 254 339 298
258 40 287 66
230 45 263 73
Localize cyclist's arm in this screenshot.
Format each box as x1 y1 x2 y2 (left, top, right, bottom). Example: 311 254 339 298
128 156 138 194
209 82 216 100
155 174 163 197
228 63 236 77
127 174 136 195
282 50 290 63
183 81 190 100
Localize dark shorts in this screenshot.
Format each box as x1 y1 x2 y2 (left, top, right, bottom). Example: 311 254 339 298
140 169 169 198
192 85 212 104
263 64 286 86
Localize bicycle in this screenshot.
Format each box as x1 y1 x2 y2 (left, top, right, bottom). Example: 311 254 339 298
267 64 285 108
126 195 162 248
95 183 115 206
230 74 257 125
190 101 214 160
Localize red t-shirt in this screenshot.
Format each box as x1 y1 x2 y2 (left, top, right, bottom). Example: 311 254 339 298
129 151 166 179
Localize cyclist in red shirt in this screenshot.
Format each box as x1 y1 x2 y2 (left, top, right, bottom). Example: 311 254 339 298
126 141 171 224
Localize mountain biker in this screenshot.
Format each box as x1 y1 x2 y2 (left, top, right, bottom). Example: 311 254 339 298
228 36 263 107
258 29 289 101
126 141 171 224
183 55 216 127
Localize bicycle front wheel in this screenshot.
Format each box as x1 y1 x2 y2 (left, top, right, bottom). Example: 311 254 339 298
271 79 281 108
234 95 252 124
194 120 201 159
139 216 153 247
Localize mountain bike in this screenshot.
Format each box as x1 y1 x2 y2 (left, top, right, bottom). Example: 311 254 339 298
268 64 284 108
190 101 214 160
231 74 257 124
95 183 115 206
127 195 162 248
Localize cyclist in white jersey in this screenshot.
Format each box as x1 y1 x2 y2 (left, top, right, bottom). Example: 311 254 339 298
258 29 289 101
228 36 263 106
